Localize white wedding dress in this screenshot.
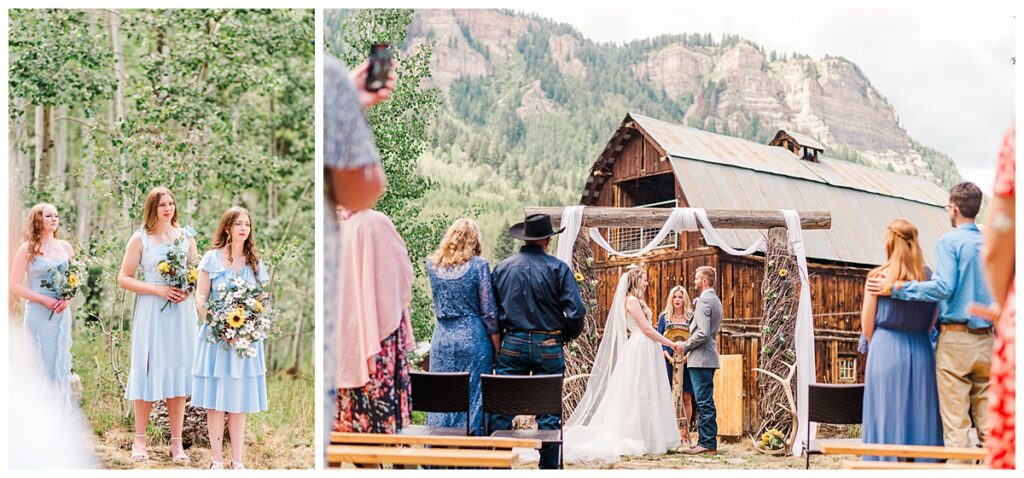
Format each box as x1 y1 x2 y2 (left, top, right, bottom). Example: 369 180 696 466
563 273 681 466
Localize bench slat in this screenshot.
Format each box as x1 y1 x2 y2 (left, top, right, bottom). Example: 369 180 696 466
327 444 515 468
820 442 986 461
840 460 987 470
331 432 541 449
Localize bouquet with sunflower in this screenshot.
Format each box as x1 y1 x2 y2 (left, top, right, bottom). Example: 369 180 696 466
204 277 274 359
156 236 199 311
39 259 87 320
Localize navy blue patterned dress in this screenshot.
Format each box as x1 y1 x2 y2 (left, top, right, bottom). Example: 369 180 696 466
426 256 499 436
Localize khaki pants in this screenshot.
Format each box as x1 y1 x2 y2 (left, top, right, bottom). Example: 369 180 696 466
935 329 993 452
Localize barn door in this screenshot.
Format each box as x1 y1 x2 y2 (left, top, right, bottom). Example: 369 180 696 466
713 354 743 436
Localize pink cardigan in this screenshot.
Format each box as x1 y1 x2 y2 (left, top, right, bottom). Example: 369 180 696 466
335 209 415 389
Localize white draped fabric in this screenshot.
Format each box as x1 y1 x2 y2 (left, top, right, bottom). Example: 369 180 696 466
554 205 817 455
784 210 817 456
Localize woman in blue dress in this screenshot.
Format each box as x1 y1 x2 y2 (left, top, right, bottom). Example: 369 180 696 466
9 203 77 410
425 218 499 436
656 285 695 433
192 206 269 470
118 187 199 464
860 219 943 461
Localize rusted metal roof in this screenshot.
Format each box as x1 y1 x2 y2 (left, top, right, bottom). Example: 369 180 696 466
629 113 947 208
669 158 951 266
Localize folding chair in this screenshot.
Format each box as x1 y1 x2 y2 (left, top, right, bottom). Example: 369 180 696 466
805 383 864 469
403 371 472 436
481 374 564 468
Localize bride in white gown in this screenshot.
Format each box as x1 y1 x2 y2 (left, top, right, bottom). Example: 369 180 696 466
563 267 683 466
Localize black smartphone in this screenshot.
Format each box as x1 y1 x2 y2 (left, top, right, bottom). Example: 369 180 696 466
366 43 392 92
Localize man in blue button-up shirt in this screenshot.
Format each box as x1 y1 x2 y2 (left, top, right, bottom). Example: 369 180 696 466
867 182 992 453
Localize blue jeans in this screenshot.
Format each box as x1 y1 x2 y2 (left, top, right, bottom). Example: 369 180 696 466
689 367 718 450
489 331 565 469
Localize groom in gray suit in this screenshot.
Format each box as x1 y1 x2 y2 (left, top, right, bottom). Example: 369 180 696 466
681 266 722 454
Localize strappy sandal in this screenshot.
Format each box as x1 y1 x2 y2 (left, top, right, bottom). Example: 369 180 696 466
210 461 224 470
169 437 190 465
131 434 149 462
231 461 245 470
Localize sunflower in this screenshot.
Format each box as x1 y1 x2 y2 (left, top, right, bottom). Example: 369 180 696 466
157 261 171 274
226 307 247 328
68 273 79 288
574 272 584 283
187 268 198 284
253 300 264 314
777 268 789 278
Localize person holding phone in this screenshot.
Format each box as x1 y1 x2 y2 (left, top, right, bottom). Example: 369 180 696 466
322 51 395 464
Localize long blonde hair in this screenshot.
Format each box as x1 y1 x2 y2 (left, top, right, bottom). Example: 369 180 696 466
430 218 482 269
869 219 927 294
142 187 179 234
661 285 692 319
24 203 58 262
625 266 651 317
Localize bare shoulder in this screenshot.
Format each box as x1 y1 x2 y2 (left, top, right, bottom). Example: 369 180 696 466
14 242 29 258
59 240 75 256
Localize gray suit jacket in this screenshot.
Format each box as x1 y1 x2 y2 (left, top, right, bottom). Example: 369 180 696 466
683 289 722 369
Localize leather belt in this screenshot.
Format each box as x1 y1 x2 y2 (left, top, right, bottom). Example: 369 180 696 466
518 330 562 335
940 323 993 335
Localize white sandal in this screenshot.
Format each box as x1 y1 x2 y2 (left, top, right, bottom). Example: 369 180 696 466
131 434 149 462
169 437 190 465
210 461 224 470
231 461 245 470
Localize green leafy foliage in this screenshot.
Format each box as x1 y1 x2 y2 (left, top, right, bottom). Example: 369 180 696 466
325 9 447 342
9 9 315 388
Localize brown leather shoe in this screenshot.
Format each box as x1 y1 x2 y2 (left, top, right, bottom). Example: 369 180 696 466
682 445 717 455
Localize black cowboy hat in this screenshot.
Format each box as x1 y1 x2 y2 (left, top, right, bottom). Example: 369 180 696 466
507 214 565 241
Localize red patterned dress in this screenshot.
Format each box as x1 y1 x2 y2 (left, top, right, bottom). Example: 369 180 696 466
986 125 1015 469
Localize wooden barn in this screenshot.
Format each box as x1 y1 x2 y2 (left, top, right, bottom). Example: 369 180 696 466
578 113 951 435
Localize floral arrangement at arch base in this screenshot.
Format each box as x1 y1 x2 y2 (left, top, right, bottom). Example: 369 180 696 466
204 277 275 359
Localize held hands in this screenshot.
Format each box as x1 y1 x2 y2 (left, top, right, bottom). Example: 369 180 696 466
348 61 396 111
672 343 685 355
159 285 189 303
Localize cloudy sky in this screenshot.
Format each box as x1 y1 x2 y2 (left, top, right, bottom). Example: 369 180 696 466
531 7 1015 194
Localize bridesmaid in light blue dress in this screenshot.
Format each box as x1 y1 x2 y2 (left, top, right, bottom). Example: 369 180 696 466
117 187 199 465
192 206 268 470
9 203 76 411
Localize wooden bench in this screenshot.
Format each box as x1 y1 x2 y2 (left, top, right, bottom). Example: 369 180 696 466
840 460 987 470
327 445 517 468
331 432 541 449
819 442 987 462
327 432 543 469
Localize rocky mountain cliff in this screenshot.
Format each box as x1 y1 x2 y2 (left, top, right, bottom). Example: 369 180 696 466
406 9 960 188
382 9 961 257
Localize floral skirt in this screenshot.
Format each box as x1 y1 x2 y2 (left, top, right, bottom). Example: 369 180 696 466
335 325 411 434
987 282 1015 469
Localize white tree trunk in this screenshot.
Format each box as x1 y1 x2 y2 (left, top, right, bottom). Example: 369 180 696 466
34 104 53 192
55 105 69 191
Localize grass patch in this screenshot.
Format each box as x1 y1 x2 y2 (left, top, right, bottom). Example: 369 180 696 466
72 327 313 469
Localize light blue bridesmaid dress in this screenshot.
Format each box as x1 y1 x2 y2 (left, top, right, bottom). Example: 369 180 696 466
190 249 269 413
125 226 199 401
23 249 74 406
